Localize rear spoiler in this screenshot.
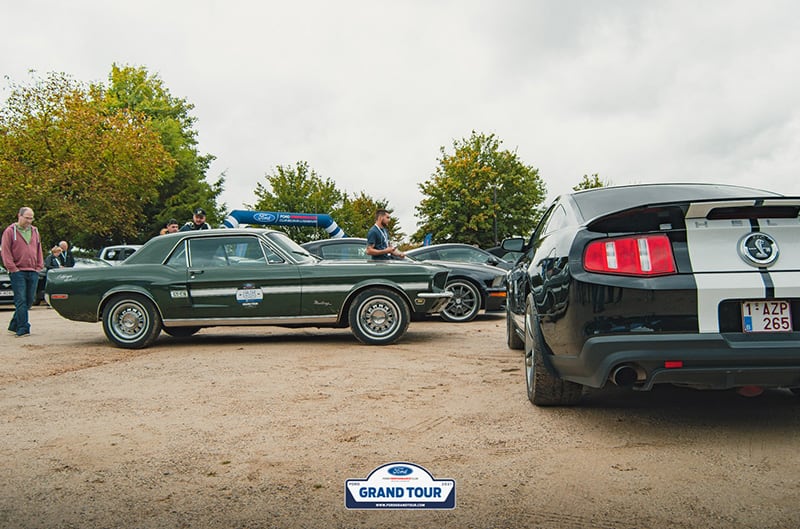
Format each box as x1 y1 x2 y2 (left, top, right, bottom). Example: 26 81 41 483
585 197 800 233
684 198 800 220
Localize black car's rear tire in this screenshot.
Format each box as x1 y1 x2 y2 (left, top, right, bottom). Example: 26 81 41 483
163 326 201 338
440 279 481 323
524 298 582 406
348 288 410 345
102 294 162 349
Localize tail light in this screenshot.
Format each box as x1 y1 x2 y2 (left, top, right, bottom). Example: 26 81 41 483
583 234 676 276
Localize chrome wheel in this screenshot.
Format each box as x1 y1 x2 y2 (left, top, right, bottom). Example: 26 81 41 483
102 294 161 349
348 289 410 345
440 280 481 322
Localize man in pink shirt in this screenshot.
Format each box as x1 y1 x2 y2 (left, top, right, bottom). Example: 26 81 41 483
1 207 44 337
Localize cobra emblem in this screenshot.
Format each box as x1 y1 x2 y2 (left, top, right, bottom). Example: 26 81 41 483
738 232 779 267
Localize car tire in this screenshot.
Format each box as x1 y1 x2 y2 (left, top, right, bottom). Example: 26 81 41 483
348 288 410 345
163 326 201 338
506 302 524 350
102 294 162 349
440 279 481 323
524 297 582 406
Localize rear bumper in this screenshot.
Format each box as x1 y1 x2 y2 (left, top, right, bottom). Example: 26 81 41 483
550 332 800 390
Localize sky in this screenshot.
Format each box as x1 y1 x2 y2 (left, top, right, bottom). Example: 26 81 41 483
4 0 800 237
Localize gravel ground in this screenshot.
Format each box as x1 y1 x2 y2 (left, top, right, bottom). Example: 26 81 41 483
1 306 800 529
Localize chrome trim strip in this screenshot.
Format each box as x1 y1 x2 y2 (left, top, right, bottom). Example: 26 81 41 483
188 282 433 298
162 314 338 327
417 292 453 299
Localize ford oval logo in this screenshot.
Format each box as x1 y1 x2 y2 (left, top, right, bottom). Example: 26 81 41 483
253 213 277 223
388 466 413 476
738 232 779 267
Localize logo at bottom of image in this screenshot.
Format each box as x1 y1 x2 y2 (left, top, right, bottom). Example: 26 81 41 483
345 462 455 510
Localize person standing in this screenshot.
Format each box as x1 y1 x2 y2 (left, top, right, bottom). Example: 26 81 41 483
58 241 75 267
366 209 405 260
45 246 63 271
179 208 211 231
1 207 44 337
166 218 180 233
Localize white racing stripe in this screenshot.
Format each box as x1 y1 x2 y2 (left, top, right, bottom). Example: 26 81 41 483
693 273 765 333
685 219 752 273
686 208 800 333
768 271 800 299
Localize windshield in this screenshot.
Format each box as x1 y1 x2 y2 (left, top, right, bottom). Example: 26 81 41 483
265 232 318 263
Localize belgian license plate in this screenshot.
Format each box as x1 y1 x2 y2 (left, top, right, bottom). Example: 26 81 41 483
742 300 793 333
0 289 12 297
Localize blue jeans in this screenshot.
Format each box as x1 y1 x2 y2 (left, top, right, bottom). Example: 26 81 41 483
8 270 39 336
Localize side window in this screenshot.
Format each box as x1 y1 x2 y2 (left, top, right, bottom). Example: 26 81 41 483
166 242 187 266
541 205 567 236
260 241 285 264
190 236 276 267
190 239 229 268
439 248 484 264
321 244 365 259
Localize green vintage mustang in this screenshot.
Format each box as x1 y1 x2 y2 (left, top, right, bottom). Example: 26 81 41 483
45 229 452 349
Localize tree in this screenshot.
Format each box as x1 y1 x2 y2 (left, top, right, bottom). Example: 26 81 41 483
333 191 404 241
248 162 401 242
249 161 343 243
414 131 547 246
0 72 173 249
104 64 224 234
573 173 611 191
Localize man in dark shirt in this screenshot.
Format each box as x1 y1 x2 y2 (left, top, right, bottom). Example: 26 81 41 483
366 209 405 260
179 208 211 231
58 241 75 267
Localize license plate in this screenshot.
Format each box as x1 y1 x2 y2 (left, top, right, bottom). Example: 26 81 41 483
742 300 793 333
0 289 12 297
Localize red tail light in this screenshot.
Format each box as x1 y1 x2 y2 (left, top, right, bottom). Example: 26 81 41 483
583 234 676 276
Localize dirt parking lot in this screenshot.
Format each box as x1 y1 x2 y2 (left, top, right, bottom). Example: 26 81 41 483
1 305 800 529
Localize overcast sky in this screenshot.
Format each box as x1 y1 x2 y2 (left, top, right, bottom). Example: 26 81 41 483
4 0 800 236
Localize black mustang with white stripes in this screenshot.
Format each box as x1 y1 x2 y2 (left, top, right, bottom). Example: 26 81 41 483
503 183 800 405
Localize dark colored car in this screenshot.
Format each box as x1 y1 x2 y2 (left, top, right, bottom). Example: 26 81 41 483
486 244 523 264
406 243 513 271
46 229 451 349
301 238 507 323
504 183 800 406
1 265 46 306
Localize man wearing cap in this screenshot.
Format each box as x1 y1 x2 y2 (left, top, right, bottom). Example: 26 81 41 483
179 209 211 231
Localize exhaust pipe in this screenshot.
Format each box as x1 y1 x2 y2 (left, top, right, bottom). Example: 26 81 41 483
610 364 643 387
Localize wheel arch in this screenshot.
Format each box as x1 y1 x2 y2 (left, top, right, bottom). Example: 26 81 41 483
339 281 413 326
98 286 164 322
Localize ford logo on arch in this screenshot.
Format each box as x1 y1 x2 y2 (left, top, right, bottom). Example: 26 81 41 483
345 461 455 510
387 465 413 476
253 212 277 224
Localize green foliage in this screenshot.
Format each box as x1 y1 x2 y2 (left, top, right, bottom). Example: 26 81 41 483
0 72 173 249
333 192 404 241
414 131 547 246
248 162 400 243
573 173 611 191
104 64 224 235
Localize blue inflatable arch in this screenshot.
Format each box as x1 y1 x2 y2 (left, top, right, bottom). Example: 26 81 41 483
223 210 346 238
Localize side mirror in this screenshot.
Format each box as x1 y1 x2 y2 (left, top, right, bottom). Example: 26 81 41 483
501 237 525 253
